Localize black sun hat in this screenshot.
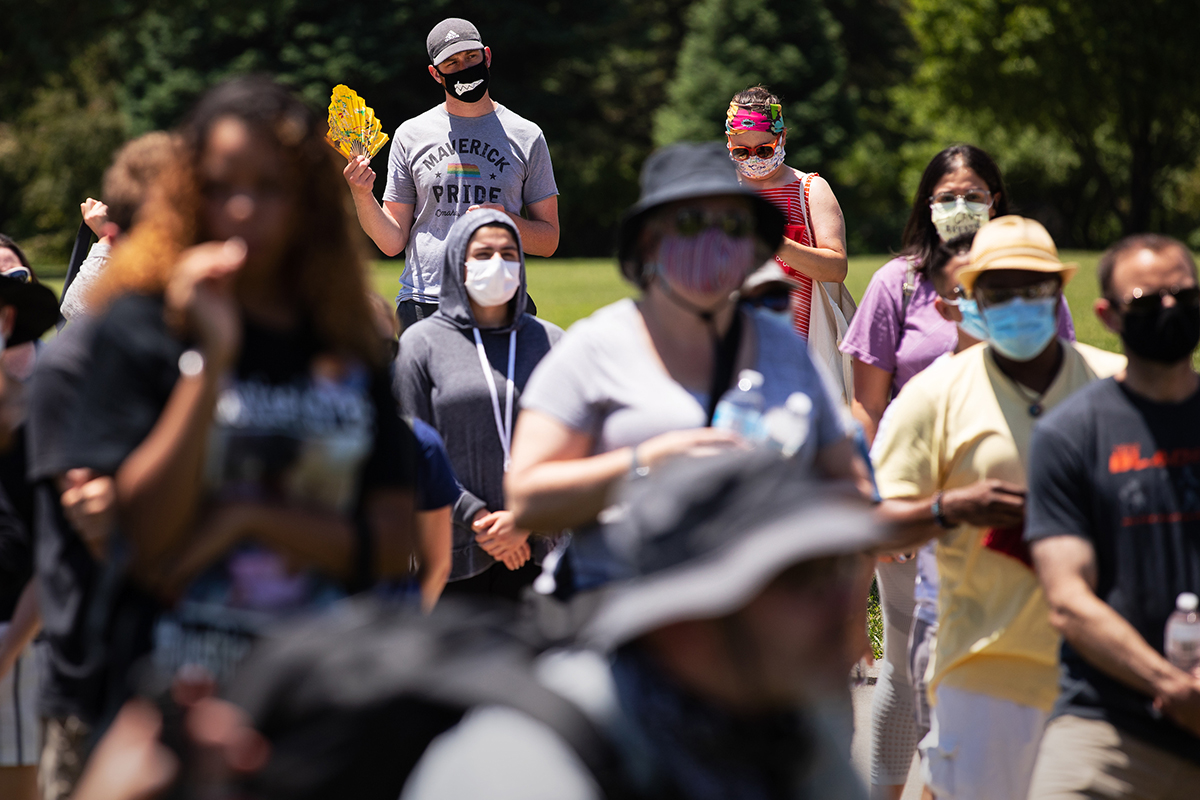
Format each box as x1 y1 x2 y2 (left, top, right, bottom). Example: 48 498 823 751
0 274 59 346
616 141 785 285
576 449 885 651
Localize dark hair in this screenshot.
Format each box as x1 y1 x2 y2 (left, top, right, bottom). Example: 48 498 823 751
731 85 784 118
927 232 975 296
901 145 1008 274
0 234 31 271
1097 233 1198 300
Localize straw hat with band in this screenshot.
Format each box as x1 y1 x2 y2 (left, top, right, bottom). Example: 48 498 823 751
616 142 784 287
956 215 1077 297
577 450 885 653
0 274 59 346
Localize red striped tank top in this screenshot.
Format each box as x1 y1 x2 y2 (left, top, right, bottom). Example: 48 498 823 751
756 178 813 340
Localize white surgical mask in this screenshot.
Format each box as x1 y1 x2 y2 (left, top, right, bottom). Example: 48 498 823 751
464 255 521 308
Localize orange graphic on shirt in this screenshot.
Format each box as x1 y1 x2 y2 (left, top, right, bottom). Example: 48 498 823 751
1109 443 1200 474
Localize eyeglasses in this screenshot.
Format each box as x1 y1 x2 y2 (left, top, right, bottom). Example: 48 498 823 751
1 268 31 284
728 139 780 162
1115 284 1200 315
929 190 993 209
672 208 754 238
974 276 1060 307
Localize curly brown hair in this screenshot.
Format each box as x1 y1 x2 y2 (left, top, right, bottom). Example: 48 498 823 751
91 76 381 365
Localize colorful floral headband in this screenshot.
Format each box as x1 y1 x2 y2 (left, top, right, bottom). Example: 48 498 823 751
725 101 785 135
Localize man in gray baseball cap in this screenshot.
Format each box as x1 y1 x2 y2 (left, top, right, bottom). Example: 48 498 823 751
343 17 560 331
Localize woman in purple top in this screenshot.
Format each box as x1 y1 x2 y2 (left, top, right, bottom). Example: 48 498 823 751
841 144 1074 445
841 145 1075 800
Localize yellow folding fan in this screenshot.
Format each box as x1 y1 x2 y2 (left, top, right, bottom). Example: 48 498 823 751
325 85 389 159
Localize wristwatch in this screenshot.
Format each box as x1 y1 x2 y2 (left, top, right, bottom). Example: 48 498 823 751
930 491 953 529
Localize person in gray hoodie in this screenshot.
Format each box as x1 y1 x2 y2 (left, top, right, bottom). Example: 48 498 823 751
395 209 562 600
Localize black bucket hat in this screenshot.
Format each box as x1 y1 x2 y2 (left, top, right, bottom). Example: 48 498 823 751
578 449 885 651
616 142 785 285
0 274 59 345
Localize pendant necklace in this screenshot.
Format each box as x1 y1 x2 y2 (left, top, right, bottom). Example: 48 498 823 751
991 352 1050 417
1010 381 1048 418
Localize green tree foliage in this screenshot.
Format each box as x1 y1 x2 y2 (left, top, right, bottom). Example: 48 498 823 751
70 0 690 258
653 0 855 172
0 41 129 259
2 0 1197 263
907 0 1200 245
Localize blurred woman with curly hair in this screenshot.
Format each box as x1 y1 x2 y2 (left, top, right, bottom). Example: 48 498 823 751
67 76 419 683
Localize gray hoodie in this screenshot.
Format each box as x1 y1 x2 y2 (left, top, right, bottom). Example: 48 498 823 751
395 209 563 581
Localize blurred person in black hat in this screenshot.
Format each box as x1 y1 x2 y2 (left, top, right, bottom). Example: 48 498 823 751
506 141 869 592
342 17 559 331
405 451 877 799
0 250 63 800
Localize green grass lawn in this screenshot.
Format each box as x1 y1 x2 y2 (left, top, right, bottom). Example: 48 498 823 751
369 251 1119 351
38 250 1115 348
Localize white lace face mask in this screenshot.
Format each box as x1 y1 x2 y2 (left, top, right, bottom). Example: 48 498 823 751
464 255 521 307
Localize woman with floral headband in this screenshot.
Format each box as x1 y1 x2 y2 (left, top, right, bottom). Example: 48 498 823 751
725 86 849 353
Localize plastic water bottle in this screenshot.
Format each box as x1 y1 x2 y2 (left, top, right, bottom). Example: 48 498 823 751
712 369 765 441
763 392 813 457
1165 592 1200 673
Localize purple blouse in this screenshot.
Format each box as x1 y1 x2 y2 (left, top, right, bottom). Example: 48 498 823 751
841 256 1076 395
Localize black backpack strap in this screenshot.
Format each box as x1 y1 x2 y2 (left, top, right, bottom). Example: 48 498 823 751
58 222 94 327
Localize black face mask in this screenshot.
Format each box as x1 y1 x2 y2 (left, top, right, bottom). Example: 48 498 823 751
1120 302 1200 364
437 60 490 103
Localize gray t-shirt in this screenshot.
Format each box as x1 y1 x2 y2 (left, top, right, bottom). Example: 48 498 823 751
521 299 848 588
383 104 558 303
522 298 846 458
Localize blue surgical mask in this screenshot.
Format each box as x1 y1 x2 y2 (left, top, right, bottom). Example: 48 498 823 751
980 296 1058 361
952 297 991 342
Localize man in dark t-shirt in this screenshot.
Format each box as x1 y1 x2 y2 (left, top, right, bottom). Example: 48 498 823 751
1025 234 1200 798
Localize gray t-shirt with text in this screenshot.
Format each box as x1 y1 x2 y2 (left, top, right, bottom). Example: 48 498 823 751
383 104 557 303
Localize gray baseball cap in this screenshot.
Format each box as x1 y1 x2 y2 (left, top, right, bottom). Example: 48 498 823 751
426 18 485 66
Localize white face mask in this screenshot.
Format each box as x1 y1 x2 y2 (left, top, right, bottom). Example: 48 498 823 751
464 255 521 308
930 197 990 241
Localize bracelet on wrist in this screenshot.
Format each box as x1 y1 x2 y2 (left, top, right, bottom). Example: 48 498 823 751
630 446 650 479
931 491 953 529
178 349 206 378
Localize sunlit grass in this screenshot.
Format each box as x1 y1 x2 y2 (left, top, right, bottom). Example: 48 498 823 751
369 251 1118 350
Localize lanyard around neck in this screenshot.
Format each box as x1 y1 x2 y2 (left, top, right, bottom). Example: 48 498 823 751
473 327 517 472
